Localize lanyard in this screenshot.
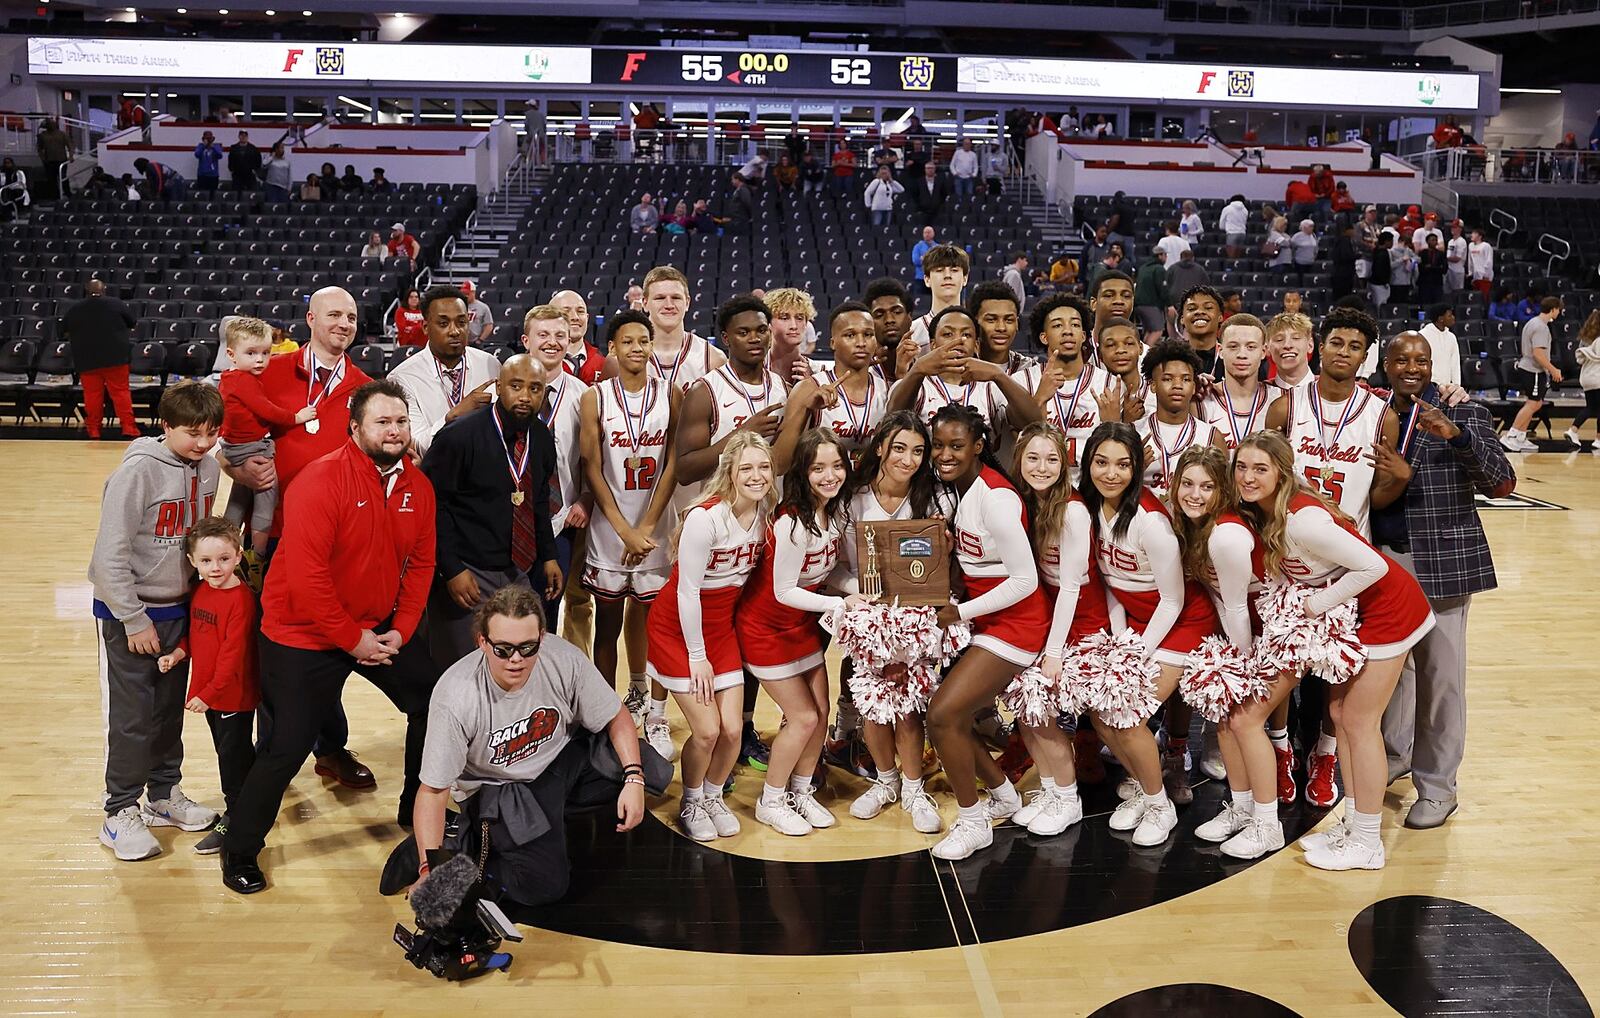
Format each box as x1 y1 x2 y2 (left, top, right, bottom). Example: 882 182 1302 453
305 348 345 408
490 408 530 502
1150 416 1196 486
825 366 875 444
1050 363 1093 431
1220 383 1267 447
1308 384 1361 473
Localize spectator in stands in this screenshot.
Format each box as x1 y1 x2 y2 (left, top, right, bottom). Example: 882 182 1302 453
662 199 691 234
1466 229 1494 296
1354 205 1380 262
340 164 364 195
119 173 141 201
1284 179 1316 224
1390 234 1418 304
1332 222 1360 299
1419 305 1462 389
831 143 857 197
864 165 903 227
461 282 494 347
951 139 979 202
910 225 937 294
1154 219 1189 266
1219 194 1249 260
1417 234 1448 304
387 222 421 261
872 142 898 173
62 279 140 440
1163 248 1208 312
800 150 825 198
1264 216 1292 275
395 288 427 347
131 158 188 202
727 173 757 234
1487 288 1520 323
1307 164 1337 222
228 131 261 192
1289 219 1320 285
630 192 659 234
360 231 386 260
1105 190 1136 256
1412 212 1443 254
1133 248 1167 339
1432 115 1463 151
773 153 799 191
982 142 1007 201
1368 232 1394 309
1178 200 1204 243
35 118 72 202
1086 243 1125 296
299 174 323 204
315 162 337 195
619 284 645 315
216 105 237 124
1515 292 1543 323
262 142 291 204
1002 251 1029 311
1398 204 1424 244
739 152 769 190
910 160 951 228
688 198 717 234
1502 297 1565 452
370 168 396 194
193 131 224 194
1331 181 1357 224
1081 223 1112 271
0 157 28 222
1221 289 1243 320
1445 220 1468 293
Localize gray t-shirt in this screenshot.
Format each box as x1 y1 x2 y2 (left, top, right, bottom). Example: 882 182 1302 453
1518 316 1551 374
420 635 621 800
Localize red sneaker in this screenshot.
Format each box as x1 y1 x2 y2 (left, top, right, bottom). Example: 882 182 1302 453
1073 727 1106 784
997 732 1033 786
1274 745 1297 804
1304 750 1339 808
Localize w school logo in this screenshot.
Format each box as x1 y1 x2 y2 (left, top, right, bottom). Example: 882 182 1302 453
1228 70 1255 97
899 56 934 91
315 46 345 76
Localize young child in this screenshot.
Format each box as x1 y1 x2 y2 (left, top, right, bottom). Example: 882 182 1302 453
89 380 224 861
156 516 261 855
218 316 317 579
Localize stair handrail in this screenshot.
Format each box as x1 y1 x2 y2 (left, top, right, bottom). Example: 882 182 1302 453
1537 232 1572 278
1488 207 1517 250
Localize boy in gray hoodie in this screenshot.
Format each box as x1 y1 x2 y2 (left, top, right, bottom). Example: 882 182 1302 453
89 380 226 860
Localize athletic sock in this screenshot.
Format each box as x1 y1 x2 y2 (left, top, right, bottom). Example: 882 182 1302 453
649 696 667 720
743 710 755 725
877 768 900 785
702 780 723 801
1039 776 1058 793
683 785 705 803
1268 727 1290 751
1314 732 1338 757
760 783 786 806
628 671 646 692
1349 807 1382 847
1232 789 1253 811
991 778 1020 805
957 802 987 824
788 774 812 795
1145 786 1172 809
1058 781 1078 799
1254 799 1279 824
900 776 923 797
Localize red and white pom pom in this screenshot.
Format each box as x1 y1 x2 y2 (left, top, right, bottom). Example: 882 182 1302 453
1002 665 1056 729
833 603 973 722
1067 628 1160 730
1254 582 1368 685
1179 635 1271 723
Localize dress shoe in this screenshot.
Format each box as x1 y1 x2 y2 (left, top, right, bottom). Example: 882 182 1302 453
314 748 376 789
221 851 266 894
1403 797 1457 829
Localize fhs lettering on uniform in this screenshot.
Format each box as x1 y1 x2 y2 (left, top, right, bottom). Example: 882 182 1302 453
1294 435 1364 464
609 428 668 448
706 540 763 572
801 539 841 574
954 526 985 559
487 706 561 767
1097 537 1140 574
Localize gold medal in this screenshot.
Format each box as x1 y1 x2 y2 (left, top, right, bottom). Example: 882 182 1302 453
625 456 641 470
1320 464 1333 483
511 491 525 506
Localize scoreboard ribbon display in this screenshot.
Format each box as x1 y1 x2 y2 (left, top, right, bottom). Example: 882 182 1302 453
593 49 954 94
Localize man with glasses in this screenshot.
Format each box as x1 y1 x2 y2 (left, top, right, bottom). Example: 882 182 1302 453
409 585 657 907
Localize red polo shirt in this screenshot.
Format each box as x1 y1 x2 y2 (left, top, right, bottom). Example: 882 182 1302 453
258 347 372 533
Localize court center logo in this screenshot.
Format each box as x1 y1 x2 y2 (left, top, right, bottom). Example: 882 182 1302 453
315 46 345 76
523 49 550 81
1417 75 1442 106
899 56 935 91
1228 70 1255 98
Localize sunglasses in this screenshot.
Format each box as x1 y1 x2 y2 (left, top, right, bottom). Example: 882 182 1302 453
487 638 542 661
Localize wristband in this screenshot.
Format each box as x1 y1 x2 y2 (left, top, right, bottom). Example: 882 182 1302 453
623 776 647 787
417 860 430 878
622 763 644 774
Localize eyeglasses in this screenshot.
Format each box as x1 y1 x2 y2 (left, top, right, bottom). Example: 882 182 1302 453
487 638 541 661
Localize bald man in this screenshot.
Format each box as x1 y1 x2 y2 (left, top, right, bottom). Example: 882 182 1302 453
222 285 378 791
550 289 602 385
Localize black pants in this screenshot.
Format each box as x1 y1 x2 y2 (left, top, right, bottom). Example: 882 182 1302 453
225 631 439 857
206 709 256 815
462 736 621 908
1571 389 1600 430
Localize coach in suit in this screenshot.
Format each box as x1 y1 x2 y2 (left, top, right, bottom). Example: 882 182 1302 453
1372 332 1515 830
387 284 501 457
420 354 561 669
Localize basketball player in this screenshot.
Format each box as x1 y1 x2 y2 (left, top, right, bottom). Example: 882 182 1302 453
1265 311 1316 391
1088 270 1136 339
809 300 887 459
634 266 724 396
579 310 679 762
521 307 591 638
905 244 971 354
1012 294 1111 485
887 305 1041 436
968 281 1033 374
547 290 599 655
1135 340 1227 496
763 287 818 388
1200 313 1280 451
1176 285 1225 377
1094 317 1150 425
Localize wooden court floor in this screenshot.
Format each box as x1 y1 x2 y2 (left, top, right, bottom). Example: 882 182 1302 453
1 437 1596 1017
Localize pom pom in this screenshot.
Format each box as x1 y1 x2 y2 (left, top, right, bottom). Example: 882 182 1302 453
1066 628 1160 729
834 602 972 723
1253 582 1367 685
1179 635 1272 723
1002 665 1056 729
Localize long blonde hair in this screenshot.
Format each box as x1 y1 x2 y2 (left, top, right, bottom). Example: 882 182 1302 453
671 430 776 558
1012 422 1073 552
1167 444 1233 581
1233 430 1344 578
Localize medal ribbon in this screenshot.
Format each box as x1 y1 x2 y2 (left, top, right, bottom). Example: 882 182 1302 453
1051 364 1093 432
1221 383 1268 447
1151 416 1196 486
826 367 875 444
1308 384 1361 474
490 405 530 491
613 377 657 459
1386 394 1424 458
723 365 771 425
305 347 346 410
929 374 972 413
651 335 691 392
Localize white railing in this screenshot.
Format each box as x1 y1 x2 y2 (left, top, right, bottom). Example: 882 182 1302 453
1488 207 1517 249
0 112 108 160
1420 145 1598 186
1537 233 1572 278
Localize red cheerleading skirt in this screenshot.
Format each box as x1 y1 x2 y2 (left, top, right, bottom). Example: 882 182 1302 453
1042 570 1113 647
1356 554 1436 660
645 578 745 692
1109 579 1219 666
964 573 1050 667
735 576 827 681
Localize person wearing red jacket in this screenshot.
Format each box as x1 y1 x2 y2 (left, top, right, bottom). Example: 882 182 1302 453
221 380 439 895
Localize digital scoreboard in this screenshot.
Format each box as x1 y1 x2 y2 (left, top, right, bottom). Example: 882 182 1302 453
592 49 955 95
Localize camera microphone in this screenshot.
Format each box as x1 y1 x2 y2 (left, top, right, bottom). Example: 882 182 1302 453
410 854 480 931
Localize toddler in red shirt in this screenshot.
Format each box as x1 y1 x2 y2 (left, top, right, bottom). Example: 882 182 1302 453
158 517 261 856
218 317 317 576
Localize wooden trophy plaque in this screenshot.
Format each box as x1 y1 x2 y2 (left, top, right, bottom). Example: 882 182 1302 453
858 519 952 608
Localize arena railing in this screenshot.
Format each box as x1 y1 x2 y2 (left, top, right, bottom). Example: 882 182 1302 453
1538 233 1573 279
1420 145 1598 187
1488 207 1518 249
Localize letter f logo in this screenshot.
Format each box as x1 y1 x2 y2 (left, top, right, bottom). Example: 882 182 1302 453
284 49 304 72
621 52 647 82
1197 71 1216 93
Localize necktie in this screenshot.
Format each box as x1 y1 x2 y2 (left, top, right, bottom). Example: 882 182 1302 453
510 431 538 574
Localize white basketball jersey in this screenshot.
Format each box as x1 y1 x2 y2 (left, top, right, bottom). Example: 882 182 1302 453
812 365 888 458
1286 382 1387 538
587 377 672 574
539 371 589 534
913 374 1005 431
647 332 716 396
1199 383 1280 451
1011 362 1110 484
674 364 786 510
1135 415 1220 495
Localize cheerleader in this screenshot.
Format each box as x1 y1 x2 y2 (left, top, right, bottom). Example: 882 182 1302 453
925 404 1052 861
1080 422 1218 846
1235 430 1435 871
736 429 871 836
646 431 775 842
1008 422 1103 836
1166 445 1285 860
838 411 946 835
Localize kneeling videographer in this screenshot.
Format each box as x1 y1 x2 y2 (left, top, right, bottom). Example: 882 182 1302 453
397 585 669 908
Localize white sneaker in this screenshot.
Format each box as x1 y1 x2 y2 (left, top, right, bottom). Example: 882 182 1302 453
1499 432 1525 452
1199 745 1227 781
791 789 836 829
1116 776 1140 801
1221 817 1285 859
1132 796 1178 846
931 816 994 860
702 795 741 838
1517 435 1540 451
755 794 812 837
850 778 899 820
1026 790 1083 836
1298 814 1352 853
142 787 218 832
1564 427 1583 449
645 717 676 762
623 686 648 724
100 805 161 861
902 787 943 833
983 792 1021 824
1109 791 1149 832
1196 801 1253 843
1011 789 1051 827
1592 444 1600 457
1303 830 1385 871
679 799 716 841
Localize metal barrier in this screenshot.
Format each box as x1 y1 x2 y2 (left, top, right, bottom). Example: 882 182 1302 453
1537 233 1572 278
1421 145 1598 186
1488 207 1517 249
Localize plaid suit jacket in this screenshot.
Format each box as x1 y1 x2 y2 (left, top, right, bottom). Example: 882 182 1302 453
1394 385 1515 600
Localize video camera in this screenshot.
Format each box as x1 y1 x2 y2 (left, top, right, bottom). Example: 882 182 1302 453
393 851 522 981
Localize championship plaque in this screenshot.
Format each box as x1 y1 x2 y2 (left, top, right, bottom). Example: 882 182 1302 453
858 519 951 607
